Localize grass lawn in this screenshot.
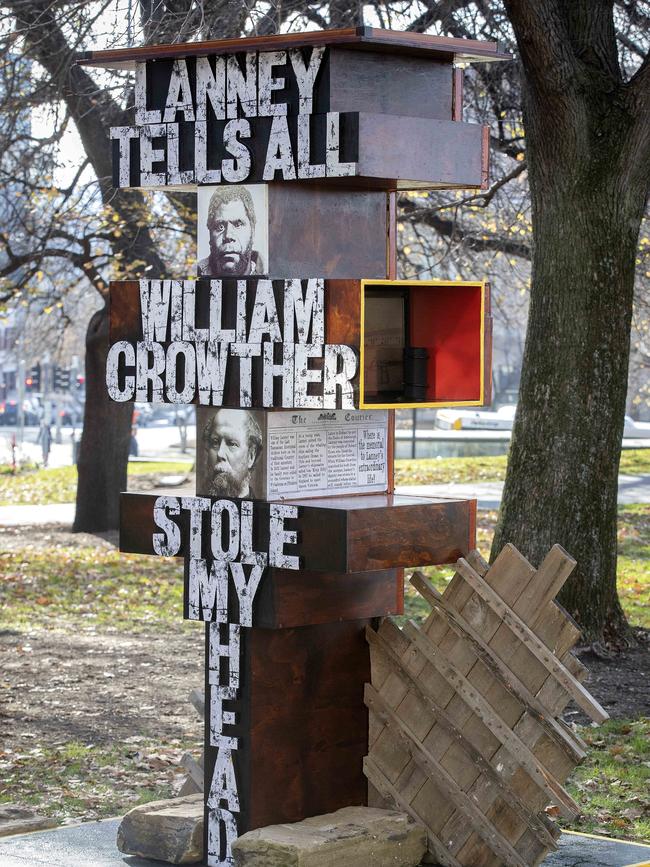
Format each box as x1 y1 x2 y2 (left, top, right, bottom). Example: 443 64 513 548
566 719 650 842
1 510 647 838
0 738 201 825
0 542 185 631
1 448 647 506
615 504 650 629
402 505 650 631
0 461 191 506
0 455 648 841
2 505 646 637
394 448 650 486
0 529 199 824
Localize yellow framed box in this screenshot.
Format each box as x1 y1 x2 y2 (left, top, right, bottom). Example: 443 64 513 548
358 278 491 410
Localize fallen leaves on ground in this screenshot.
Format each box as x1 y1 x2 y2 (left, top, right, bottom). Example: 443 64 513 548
0 462 191 506
0 739 202 823
565 719 650 842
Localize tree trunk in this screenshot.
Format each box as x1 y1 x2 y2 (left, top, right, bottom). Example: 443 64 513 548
491 179 640 644
73 304 132 532
492 4 649 645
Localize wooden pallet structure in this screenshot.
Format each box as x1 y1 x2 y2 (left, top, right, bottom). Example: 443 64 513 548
365 543 608 867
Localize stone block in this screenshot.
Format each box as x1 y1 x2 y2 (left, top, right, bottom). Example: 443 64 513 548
231 806 426 867
116 793 203 864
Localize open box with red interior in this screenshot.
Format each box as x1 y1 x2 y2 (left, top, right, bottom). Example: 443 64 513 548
357 279 492 409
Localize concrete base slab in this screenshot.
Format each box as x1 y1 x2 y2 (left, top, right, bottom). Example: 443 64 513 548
0 819 648 867
0 818 154 866
543 831 650 867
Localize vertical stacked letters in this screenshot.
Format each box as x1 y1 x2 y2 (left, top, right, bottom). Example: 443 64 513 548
152 495 300 865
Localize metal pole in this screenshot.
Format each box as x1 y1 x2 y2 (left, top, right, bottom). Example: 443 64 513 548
411 408 417 459
16 357 25 447
54 366 63 444
42 354 52 426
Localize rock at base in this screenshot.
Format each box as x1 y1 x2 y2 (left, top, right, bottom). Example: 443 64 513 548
117 793 203 864
0 804 57 838
231 806 426 867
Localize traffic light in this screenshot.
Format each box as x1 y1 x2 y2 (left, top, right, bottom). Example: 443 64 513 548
26 364 41 392
76 374 85 391
53 366 71 391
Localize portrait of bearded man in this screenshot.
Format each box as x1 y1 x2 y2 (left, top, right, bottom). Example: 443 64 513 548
201 408 263 499
197 185 266 277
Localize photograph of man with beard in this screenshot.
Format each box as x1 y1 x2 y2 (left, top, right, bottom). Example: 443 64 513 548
197 185 267 277
201 408 263 499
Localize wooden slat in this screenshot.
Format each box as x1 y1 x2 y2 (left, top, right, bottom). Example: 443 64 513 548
441 560 566 864
557 718 588 753
180 752 203 787
369 625 499 776
366 623 557 847
365 684 530 867
421 549 491 677
420 547 568 858
468 549 490 574
430 544 534 646
533 602 581 658
368 545 604 867
368 619 413 748
455 558 608 723
482 672 581 847
497 552 582 727
388 551 544 855
402 620 580 820
371 616 455 831
411 573 585 762
513 545 577 617
424 548 555 807
364 755 464 867
538 655 585 719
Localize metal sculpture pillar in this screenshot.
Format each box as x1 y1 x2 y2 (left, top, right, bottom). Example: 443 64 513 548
80 27 507 866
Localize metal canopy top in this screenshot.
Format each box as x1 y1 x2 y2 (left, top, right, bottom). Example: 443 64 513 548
76 26 511 70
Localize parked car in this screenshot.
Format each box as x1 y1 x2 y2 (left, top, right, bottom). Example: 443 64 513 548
436 408 650 438
435 405 516 431
58 405 84 426
0 398 40 426
132 403 153 427
623 416 650 438
147 404 179 425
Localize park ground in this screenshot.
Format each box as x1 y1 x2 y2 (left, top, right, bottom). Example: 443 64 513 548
0 455 648 844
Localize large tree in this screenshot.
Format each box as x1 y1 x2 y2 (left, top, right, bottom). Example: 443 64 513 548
3 1 169 530
491 1 650 646
1 0 647 643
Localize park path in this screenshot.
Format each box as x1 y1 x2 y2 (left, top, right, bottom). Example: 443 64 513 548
396 473 650 509
1 474 649 526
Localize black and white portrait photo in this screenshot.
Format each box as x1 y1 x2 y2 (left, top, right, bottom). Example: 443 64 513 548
196 407 265 499
197 184 268 277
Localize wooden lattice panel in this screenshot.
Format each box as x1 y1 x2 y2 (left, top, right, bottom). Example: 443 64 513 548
364 543 607 867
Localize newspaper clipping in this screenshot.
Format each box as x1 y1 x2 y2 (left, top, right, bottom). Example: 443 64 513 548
266 410 388 499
